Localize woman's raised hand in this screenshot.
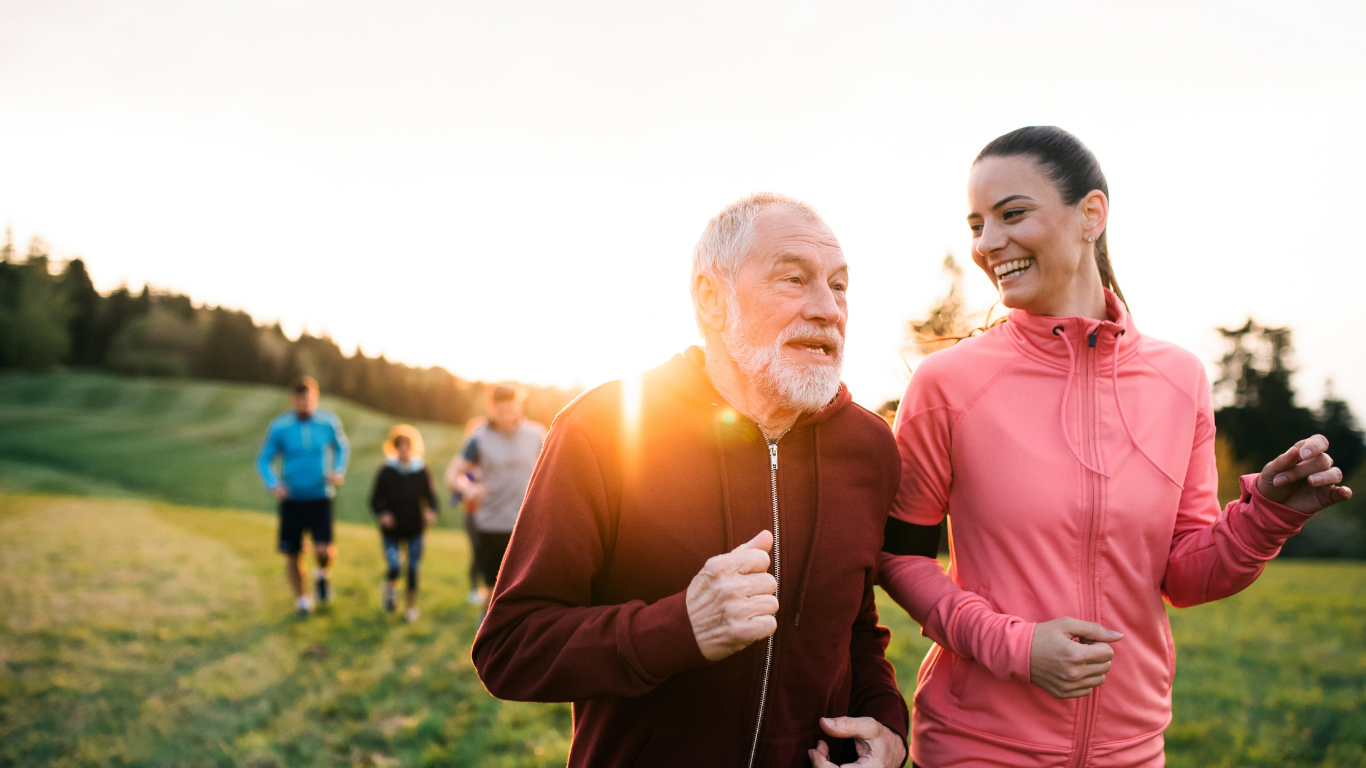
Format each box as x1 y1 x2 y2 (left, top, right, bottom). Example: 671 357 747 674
1029 617 1123 699
1256 435 1353 515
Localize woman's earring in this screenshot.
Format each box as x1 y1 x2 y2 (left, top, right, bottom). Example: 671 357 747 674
1087 235 1096 243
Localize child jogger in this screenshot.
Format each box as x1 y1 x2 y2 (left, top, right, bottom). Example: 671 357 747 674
369 425 438 622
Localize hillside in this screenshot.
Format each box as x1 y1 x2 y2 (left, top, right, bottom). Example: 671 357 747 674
0 371 469 525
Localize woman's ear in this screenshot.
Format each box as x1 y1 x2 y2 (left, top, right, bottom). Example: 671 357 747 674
693 273 729 333
1080 189 1109 241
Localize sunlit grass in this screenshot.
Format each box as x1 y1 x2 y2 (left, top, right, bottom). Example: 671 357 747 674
0 493 570 768
878 560 1366 767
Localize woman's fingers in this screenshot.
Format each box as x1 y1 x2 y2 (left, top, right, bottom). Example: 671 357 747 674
1307 466 1344 487
1274 451 1335 487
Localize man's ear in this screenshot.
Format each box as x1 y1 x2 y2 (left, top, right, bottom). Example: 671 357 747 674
693 273 728 333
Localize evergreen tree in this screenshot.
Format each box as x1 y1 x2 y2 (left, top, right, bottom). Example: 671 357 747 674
0 240 71 370
1214 320 1327 469
59 258 102 365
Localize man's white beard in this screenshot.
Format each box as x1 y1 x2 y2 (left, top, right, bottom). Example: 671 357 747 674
721 296 844 414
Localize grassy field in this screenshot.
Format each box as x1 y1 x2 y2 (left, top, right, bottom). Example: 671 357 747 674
3 491 1363 767
0 493 571 768
0 372 469 526
2 372 1365 766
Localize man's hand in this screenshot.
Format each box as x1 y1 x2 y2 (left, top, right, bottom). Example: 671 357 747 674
1029 617 1122 699
424 508 438 525
465 482 488 504
328 473 345 488
686 529 778 662
378 512 396 529
271 486 288 501
808 716 905 767
1256 434 1353 514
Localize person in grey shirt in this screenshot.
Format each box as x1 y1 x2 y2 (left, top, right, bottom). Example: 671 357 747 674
450 384 547 613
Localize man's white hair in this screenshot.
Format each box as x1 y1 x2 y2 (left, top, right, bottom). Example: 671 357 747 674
690 192 822 332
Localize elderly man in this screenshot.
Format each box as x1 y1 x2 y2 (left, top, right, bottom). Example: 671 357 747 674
473 193 907 767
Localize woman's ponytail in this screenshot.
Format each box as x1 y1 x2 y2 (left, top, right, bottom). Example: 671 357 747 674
1094 231 1126 307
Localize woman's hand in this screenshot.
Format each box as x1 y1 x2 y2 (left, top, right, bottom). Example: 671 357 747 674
378 512 395 529
1029 617 1123 699
1256 435 1353 514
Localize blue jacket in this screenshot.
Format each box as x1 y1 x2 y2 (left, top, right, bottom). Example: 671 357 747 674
256 410 350 500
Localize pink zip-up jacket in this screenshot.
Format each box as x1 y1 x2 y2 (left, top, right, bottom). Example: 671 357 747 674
879 289 1314 767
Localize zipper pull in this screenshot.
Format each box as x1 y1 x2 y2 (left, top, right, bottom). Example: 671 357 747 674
768 443 778 468
1088 330 1098 348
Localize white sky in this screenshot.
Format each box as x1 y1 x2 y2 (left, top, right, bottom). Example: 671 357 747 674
1 1 1362 414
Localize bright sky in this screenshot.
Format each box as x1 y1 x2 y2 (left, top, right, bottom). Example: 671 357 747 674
1 1 1362 414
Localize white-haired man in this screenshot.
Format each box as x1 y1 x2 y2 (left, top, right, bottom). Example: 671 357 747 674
474 193 908 767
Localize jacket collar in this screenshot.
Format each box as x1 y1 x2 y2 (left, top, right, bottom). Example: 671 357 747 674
1003 288 1142 371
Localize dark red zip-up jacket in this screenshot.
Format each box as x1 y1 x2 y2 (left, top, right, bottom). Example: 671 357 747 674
472 347 908 767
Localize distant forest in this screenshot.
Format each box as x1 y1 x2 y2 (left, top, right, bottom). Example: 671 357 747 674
0 232 580 426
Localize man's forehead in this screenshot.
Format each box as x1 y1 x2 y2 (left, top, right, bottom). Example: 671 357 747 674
750 208 843 260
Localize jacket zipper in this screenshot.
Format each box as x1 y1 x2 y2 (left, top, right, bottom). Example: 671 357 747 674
1071 329 1101 768
748 426 788 768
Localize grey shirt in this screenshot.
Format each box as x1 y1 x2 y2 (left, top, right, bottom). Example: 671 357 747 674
464 420 547 534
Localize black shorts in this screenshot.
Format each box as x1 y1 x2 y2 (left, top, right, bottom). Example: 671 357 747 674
278 498 334 554
476 531 513 588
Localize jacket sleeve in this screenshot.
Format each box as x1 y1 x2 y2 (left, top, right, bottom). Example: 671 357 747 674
878 376 1034 682
369 469 387 517
848 566 910 752
472 418 709 702
1162 378 1313 607
330 415 351 475
422 468 438 514
256 423 281 490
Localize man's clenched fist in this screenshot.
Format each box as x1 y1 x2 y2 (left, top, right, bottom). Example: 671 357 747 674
687 530 779 662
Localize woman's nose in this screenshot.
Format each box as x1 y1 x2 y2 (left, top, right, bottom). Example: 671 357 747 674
976 222 1007 255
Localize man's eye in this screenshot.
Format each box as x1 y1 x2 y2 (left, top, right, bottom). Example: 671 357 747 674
832 282 847 292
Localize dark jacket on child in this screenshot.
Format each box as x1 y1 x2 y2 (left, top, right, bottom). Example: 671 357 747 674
369 462 438 539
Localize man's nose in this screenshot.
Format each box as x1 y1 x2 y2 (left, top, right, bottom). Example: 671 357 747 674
802 282 843 324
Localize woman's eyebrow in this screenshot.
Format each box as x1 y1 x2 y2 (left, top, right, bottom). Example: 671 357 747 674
992 194 1034 210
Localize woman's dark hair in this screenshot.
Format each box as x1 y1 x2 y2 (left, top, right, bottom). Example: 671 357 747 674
976 126 1126 307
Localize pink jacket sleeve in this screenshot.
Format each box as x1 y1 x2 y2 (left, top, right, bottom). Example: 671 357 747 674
1162 380 1314 607
878 383 1034 683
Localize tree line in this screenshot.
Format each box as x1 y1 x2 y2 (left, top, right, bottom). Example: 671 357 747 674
0 232 580 426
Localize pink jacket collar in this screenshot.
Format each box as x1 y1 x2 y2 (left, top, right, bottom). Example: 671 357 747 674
1003 288 1141 371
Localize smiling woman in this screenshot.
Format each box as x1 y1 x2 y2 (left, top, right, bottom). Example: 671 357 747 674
967 127 1123 321
877 126 1352 768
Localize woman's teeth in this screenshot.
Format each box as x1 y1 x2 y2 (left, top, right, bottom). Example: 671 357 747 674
994 258 1034 281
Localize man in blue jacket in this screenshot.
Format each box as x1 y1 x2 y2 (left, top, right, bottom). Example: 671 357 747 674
256 376 351 614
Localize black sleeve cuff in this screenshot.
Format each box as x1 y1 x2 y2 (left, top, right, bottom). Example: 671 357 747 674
882 517 941 558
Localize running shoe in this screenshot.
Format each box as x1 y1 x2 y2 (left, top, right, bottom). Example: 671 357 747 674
315 571 331 604
466 588 483 606
405 607 420 622
296 595 314 615
382 583 397 614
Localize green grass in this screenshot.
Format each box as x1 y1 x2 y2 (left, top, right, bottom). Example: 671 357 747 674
0 371 468 526
878 565 1366 767
2 372 1364 765
0 493 570 768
